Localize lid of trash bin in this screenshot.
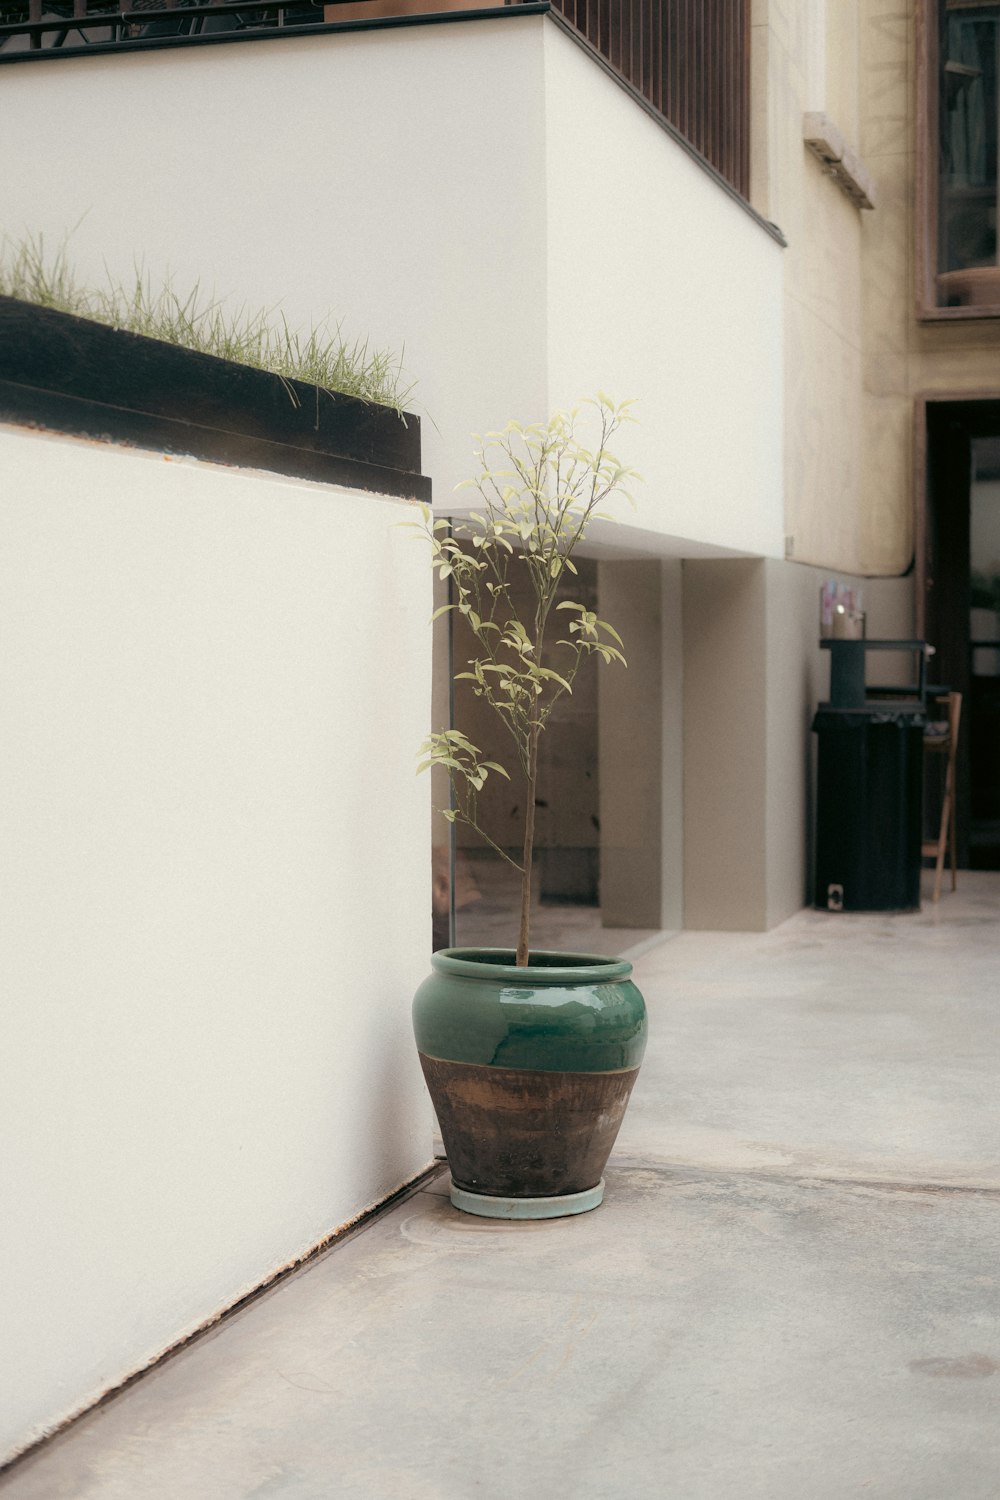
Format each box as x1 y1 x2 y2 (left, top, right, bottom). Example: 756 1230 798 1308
812 705 927 731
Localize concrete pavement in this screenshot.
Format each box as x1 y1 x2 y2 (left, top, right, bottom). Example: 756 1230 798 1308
4 873 999 1498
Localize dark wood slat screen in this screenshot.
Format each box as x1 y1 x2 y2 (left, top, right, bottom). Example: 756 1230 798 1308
551 0 750 198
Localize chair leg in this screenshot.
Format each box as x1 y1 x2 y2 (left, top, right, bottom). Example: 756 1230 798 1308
932 774 950 904
924 692 962 903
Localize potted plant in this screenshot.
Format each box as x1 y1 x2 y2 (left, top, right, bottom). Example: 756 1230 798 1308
412 396 648 1219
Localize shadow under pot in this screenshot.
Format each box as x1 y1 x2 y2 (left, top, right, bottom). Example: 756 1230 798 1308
412 947 647 1220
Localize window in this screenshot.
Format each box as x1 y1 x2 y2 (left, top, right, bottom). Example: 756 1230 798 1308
919 0 1000 317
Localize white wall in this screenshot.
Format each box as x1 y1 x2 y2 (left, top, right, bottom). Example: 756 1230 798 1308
683 559 769 930
2 13 784 558
0 20 549 509
0 427 434 1463
597 559 684 931
660 559 685 929
542 21 786 559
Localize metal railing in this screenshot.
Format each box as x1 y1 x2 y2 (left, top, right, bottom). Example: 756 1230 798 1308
2 0 752 201
550 0 750 196
0 1 328 51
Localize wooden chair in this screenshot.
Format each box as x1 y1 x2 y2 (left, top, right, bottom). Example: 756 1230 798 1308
921 690 962 902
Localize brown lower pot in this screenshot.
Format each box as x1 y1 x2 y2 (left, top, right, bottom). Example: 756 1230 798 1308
419 1053 642 1199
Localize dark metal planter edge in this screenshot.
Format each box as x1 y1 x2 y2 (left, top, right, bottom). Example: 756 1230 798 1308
0 296 429 500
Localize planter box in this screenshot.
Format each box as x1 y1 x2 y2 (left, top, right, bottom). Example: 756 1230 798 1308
0 295 429 500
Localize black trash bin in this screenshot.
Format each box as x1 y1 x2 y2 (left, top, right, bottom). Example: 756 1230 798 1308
812 706 925 911
812 639 927 912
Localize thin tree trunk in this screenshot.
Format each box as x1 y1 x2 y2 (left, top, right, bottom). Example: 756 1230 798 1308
516 730 539 966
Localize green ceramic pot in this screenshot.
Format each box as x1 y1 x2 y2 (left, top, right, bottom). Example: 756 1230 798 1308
413 948 647 1219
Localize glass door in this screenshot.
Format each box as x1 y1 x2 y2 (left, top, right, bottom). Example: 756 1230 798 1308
970 438 1000 864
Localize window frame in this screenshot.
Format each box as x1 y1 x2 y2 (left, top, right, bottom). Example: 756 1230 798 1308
917 0 1000 321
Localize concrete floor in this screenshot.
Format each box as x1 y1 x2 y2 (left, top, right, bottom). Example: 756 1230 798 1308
5 873 1000 1499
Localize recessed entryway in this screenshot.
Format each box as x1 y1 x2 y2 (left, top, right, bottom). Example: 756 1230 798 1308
918 397 1000 868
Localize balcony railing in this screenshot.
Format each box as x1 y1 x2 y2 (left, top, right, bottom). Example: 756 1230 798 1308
0 1 329 48
551 0 750 197
2 0 751 199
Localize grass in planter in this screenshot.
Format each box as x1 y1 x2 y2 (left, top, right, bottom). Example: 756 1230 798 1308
0 232 413 414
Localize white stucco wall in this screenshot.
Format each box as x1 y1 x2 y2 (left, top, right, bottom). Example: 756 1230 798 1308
2 12 783 558
542 22 786 559
0 427 434 1463
0 20 548 509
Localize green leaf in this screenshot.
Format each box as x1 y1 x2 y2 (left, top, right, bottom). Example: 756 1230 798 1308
535 666 573 692
444 730 479 750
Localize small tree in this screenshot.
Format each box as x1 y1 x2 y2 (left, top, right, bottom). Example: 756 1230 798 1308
418 395 637 966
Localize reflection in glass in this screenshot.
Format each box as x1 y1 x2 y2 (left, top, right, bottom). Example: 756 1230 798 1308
970 438 1000 862
938 2 1000 305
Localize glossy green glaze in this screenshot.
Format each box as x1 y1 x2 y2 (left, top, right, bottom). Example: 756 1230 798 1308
412 948 647 1073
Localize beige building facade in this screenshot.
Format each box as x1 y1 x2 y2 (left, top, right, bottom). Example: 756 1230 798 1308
716 0 1000 889
604 0 1000 924
750 0 1000 575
